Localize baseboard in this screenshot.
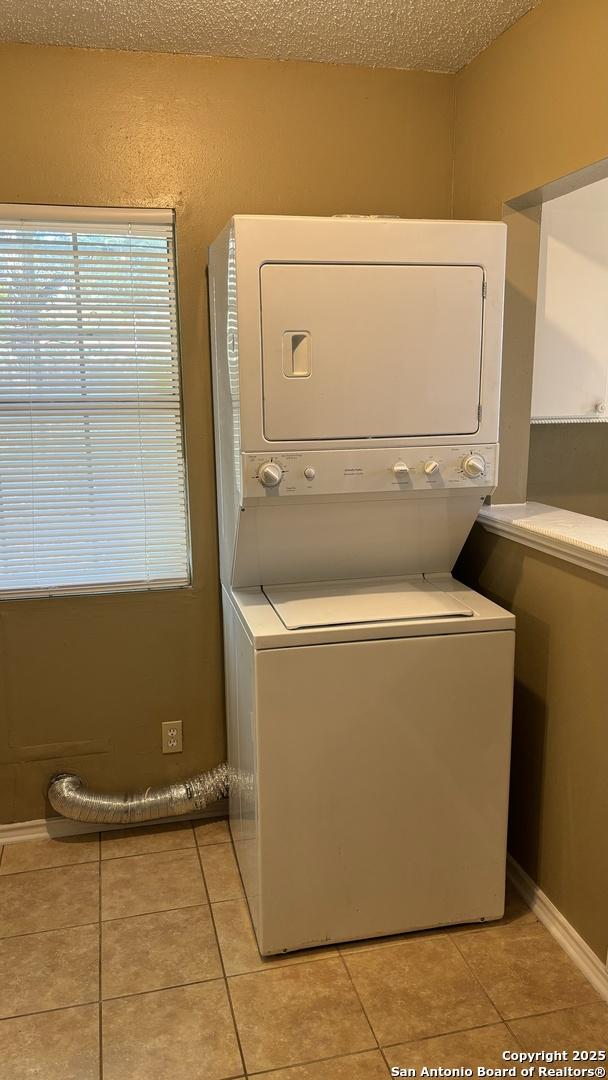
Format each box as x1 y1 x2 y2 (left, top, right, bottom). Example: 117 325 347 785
507 855 608 1003
0 797 229 845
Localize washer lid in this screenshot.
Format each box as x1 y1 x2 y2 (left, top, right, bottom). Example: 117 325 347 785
263 576 474 630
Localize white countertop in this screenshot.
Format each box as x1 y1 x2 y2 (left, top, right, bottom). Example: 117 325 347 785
478 502 608 577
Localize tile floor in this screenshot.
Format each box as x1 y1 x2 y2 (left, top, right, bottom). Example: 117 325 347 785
0 818 606 1079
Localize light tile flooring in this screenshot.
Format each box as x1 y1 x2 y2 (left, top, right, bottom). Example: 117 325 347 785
0 818 606 1079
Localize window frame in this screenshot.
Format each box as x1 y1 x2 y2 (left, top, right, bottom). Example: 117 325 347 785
0 203 192 600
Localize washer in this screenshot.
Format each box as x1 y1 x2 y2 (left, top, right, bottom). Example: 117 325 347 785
209 215 514 955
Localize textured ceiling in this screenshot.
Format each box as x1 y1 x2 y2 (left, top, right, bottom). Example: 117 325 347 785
0 0 542 73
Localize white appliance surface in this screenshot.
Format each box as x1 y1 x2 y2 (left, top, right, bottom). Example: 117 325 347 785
209 216 506 589
228 574 514 650
224 583 514 955
263 575 474 629
261 263 484 441
208 215 512 956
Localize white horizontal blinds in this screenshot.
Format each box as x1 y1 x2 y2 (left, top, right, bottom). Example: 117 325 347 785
0 212 190 597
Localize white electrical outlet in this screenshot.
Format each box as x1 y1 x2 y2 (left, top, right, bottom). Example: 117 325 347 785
162 720 183 754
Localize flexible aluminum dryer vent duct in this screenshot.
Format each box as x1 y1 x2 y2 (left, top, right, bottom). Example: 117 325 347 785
47 764 235 826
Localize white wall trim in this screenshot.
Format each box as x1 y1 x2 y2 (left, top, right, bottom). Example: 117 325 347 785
0 204 173 226
0 798 229 845
479 503 608 579
508 855 608 1003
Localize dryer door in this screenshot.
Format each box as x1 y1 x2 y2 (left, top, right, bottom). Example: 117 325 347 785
260 262 484 441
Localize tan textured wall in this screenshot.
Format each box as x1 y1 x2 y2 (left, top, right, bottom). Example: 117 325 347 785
494 203 541 503
454 0 608 504
453 0 608 221
0 43 454 823
453 0 608 960
528 425 608 521
457 528 608 962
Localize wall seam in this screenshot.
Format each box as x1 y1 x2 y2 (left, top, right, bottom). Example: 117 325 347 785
449 73 457 219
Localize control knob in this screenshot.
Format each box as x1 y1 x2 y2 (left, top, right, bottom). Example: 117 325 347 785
257 461 283 488
392 461 410 479
424 460 440 477
462 453 486 479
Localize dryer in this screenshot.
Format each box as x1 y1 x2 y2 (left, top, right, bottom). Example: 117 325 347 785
209 215 514 955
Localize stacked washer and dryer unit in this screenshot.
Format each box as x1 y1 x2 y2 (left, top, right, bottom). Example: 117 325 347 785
209 215 514 956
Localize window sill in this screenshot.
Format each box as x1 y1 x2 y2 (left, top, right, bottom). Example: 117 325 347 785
478 502 608 578
0 580 192 602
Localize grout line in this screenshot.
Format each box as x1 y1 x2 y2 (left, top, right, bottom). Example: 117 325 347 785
6 988 594 1052
210 896 249 907
101 900 209 924
500 997 603 1023
449 927 505 1019
195 829 248 1079
0 825 102 876
101 972 226 1004
0 1001 102 1025
245 1048 391 1077
206 943 337 977
0 921 100 944
446 919 534 944
448 897 601 1026
99 976 229 1006
99 845 200 864
0 856 100 877
337 950 380 1051
379 1045 394 1074
379 1015 518 1052
205 891 245 905
500 1002 608 1047
0 910 101 942
0 900 211 942
509 1000 607 1022
338 927 445 957
100 900 210 926
199 840 246 906
227 833 257 927
226 953 344 985
504 1017 527 1051
99 843 196 862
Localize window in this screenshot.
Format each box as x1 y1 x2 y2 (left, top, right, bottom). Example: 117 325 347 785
0 206 190 598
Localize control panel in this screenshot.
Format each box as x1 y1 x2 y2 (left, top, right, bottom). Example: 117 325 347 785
242 445 498 499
